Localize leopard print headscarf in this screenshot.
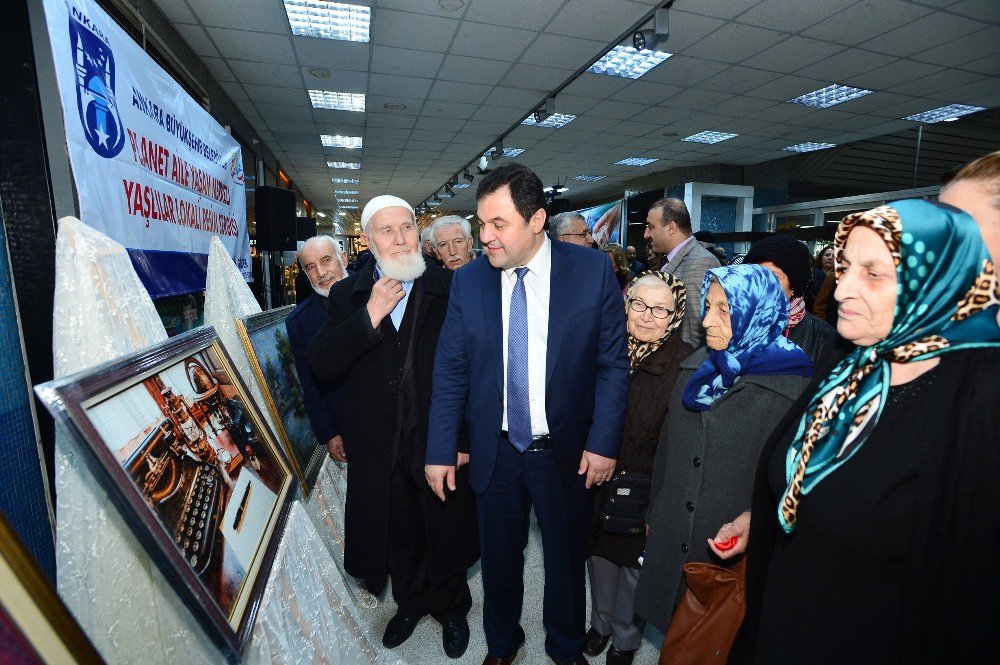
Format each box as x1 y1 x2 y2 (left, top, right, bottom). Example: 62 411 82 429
626 271 686 372
778 199 1000 533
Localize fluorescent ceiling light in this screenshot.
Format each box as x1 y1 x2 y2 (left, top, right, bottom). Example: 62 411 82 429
502 147 525 157
682 131 739 144
331 177 359 183
439 190 453 198
328 161 361 169
453 182 470 189
521 113 576 129
283 1 370 43
573 174 605 181
427 200 441 207
334 189 359 194
339 205 358 210
904 104 986 124
315 211 326 218
464 214 474 220
336 198 358 203
783 142 837 153
322 134 362 149
788 84 874 108
615 157 659 166
587 46 672 79
309 90 365 111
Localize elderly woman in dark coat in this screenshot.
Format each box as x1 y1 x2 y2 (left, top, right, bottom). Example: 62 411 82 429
634 264 815 635
584 272 693 665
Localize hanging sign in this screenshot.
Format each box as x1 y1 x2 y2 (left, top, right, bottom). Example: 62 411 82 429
41 0 251 297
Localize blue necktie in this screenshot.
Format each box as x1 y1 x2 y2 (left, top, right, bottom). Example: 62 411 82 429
507 267 531 453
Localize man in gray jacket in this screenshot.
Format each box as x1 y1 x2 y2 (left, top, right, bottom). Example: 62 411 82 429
643 198 720 349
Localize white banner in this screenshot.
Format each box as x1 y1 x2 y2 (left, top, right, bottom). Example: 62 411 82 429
41 0 251 288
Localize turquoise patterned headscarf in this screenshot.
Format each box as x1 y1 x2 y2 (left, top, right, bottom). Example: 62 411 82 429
681 264 814 411
779 199 1000 533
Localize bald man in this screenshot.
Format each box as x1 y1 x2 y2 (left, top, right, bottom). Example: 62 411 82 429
940 150 1000 267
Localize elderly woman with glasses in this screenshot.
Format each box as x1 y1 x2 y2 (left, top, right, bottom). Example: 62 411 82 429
731 200 1000 664
584 272 693 665
634 264 815 637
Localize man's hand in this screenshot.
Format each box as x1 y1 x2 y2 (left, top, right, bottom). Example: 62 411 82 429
425 464 456 501
366 277 405 328
326 435 346 462
457 452 469 469
578 450 617 489
707 511 751 560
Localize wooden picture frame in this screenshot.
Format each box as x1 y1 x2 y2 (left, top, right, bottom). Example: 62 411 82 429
34 327 296 660
0 514 104 664
236 306 323 495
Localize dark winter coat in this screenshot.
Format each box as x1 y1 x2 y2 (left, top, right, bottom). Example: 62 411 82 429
634 346 811 633
787 311 836 366
307 258 478 588
588 335 693 568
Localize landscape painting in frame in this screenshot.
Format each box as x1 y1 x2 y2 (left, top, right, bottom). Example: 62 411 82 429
34 327 295 659
237 306 324 495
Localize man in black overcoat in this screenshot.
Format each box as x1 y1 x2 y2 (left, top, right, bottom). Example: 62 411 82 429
308 195 478 659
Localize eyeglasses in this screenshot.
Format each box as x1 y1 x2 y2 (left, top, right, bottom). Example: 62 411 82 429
559 229 593 239
627 298 673 319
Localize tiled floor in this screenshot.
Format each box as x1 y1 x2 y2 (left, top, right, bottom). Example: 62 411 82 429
361 510 662 664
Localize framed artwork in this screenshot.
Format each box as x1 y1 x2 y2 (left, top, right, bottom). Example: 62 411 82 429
236 306 323 495
34 327 296 660
0 513 104 665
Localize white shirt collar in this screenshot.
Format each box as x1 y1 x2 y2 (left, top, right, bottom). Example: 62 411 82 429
503 235 551 281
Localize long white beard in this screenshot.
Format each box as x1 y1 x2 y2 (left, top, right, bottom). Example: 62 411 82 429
372 247 426 281
311 283 331 298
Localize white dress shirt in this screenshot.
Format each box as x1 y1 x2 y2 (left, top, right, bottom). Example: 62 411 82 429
666 234 696 263
501 236 551 436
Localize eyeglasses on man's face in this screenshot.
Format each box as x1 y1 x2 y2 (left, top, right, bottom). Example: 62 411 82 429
627 297 673 319
559 228 593 240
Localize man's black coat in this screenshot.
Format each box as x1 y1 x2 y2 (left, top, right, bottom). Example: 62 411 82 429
307 256 478 588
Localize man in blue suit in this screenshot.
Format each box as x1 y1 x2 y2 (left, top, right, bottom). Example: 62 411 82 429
425 163 630 665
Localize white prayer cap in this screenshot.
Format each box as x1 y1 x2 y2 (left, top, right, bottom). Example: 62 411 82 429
361 195 414 232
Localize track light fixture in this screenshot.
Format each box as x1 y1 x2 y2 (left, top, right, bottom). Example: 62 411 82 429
492 139 504 159
633 7 669 50
463 170 474 183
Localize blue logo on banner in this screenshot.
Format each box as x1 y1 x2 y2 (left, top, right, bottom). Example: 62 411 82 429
70 14 125 158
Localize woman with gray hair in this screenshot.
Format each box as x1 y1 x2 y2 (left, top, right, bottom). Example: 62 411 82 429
584 272 693 665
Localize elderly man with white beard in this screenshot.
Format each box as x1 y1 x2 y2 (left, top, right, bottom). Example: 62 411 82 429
286 236 349 462
308 196 479 659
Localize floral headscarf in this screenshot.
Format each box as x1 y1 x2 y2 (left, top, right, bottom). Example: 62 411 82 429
681 264 814 411
626 271 686 371
778 199 1000 533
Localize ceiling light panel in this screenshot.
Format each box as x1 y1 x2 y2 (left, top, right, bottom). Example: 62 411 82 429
904 104 986 124
502 148 525 157
521 113 576 129
783 142 837 153
587 46 672 80
453 182 470 189
309 90 365 111
573 175 606 181
331 177 360 183
328 161 361 169
334 189 359 194
616 157 659 166
788 84 874 109
283 1 371 43
322 134 362 149
427 200 442 207
682 131 739 144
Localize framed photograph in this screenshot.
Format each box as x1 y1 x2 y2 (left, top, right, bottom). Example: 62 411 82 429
236 306 323 495
0 513 104 664
34 327 296 660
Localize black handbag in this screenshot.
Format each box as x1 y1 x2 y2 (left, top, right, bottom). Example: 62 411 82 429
601 470 652 535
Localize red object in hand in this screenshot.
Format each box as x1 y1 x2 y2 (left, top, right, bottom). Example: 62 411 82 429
714 535 739 551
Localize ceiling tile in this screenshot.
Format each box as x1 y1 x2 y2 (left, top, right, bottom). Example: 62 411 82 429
201 57 236 83
560 72 632 99
735 0 857 32
912 26 1000 68
463 0 563 31
371 46 445 77
960 53 1000 76
794 49 898 82
191 1 290 34
314 110 366 128
257 103 313 121
244 83 306 106
368 73 433 98
157 0 197 23
843 59 944 90
616 80 683 105
371 9 459 52
677 0 762 20
302 69 368 93
228 60 302 87
741 74 830 102
587 99 653 120
462 119 513 135
928 78 1000 105
482 86 546 110
206 27 295 65
414 115 463 131
468 105 526 123
437 55 512 85
640 56 729 87
867 11 987 58
449 21 537 62
663 88 735 111
499 64 572 92
567 116 624 132
681 23 784 63
409 129 457 144
707 95 779 116
428 80 495 105
421 101 480 120
366 113 419 128
218 80 250 102
521 34 608 70
887 69 987 98
174 23 220 58
546 0 653 42
801 1 934 46
742 38 845 74
696 65 782 95
947 0 1000 22
292 37 370 71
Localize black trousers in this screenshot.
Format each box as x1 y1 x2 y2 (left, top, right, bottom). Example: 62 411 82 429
386 445 472 622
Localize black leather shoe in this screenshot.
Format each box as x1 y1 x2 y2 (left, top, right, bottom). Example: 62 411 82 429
442 618 470 658
605 646 636 665
382 612 420 649
582 628 610 657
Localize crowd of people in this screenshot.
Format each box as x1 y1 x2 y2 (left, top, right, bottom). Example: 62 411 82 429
283 151 1000 664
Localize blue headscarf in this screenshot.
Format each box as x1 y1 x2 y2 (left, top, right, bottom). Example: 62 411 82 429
681 264 815 411
778 199 1000 533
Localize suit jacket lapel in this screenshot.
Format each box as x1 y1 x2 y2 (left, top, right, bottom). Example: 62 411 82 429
664 237 697 274
546 243 568 388
483 268 504 397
